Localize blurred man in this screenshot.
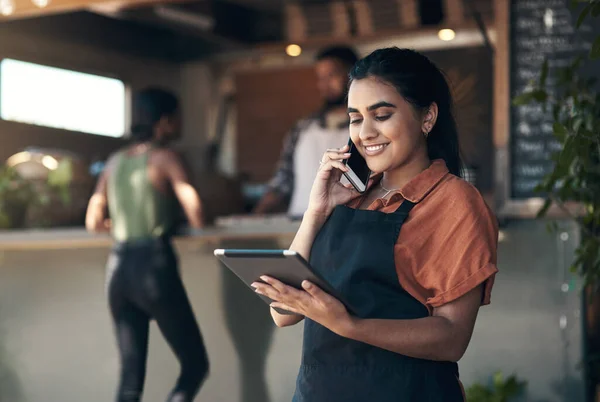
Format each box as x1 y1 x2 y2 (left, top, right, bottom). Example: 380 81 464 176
253 46 359 217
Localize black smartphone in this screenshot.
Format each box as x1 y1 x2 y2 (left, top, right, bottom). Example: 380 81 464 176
342 139 371 193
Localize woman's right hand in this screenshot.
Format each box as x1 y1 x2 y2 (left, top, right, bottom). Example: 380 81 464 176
306 144 362 218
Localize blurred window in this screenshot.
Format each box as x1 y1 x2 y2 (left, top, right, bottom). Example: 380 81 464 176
0 59 126 137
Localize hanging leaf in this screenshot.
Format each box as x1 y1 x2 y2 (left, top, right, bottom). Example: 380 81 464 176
553 122 569 141
592 0 600 17
576 1 593 28
493 371 504 390
512 92 535 106
571 55 584 71
532 89 548 103
538 198 553 218
539 59 549 87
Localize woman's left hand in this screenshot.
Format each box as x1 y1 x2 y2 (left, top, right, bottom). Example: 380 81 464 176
252 276 353 336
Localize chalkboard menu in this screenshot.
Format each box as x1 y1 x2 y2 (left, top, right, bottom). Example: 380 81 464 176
510 0 599 199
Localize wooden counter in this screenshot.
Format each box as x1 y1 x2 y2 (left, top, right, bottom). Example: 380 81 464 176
0 220 302 250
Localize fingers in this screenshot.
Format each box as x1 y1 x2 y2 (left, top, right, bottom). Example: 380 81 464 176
366 178 375 189
270 302 302 315
251 281 279 300
252 276 306 302
302 281 327 300
259 275 287 291
320 159 348 174
320 144 351 166
322 151 351 164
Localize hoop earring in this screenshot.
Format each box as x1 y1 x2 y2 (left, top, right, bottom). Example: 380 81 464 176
423 129 429 139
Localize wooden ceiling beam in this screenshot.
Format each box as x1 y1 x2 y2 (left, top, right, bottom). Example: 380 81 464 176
0 0 189 20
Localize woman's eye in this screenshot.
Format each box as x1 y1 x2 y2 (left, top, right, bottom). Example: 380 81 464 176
375 114 391 121
349 119 363 125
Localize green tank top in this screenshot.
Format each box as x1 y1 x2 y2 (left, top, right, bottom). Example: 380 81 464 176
107 148 174 241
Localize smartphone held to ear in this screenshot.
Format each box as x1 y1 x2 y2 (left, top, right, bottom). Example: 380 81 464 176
342 139 371 193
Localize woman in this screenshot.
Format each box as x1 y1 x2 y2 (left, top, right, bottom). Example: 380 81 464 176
252 48 498 401
86 88 209 402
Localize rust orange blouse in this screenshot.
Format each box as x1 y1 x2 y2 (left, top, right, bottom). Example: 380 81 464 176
347 159 498 315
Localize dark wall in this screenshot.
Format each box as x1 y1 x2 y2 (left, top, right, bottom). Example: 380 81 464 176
0 120 124 165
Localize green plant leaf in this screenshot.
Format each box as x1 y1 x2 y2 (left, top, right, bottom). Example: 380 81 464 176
576 1 593 28
571 55 584 72
540 59 549 87
512 92 535 106
571 0 593 8
47 159 73 187
493 371 504 390
502 375 527 397
553 122 569 141
538 198 553 218
592 0 600 17
532 89 548 103
546 220 559 233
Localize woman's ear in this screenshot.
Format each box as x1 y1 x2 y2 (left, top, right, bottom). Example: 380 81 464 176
421 102 439 135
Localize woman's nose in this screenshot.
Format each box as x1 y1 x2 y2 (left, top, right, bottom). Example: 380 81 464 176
358 119 377 141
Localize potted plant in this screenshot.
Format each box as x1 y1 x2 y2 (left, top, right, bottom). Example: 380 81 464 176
0 157 73 230
0 165 35 229
465 371 526 402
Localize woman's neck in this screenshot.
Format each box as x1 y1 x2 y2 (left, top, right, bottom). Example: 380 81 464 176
381 155 431 191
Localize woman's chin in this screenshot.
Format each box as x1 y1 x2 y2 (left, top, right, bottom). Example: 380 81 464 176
367 162 389 175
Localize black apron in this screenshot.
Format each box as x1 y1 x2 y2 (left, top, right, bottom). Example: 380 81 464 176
293 201 464 402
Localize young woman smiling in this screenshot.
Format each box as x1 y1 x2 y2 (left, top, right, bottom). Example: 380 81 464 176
252 47 498 402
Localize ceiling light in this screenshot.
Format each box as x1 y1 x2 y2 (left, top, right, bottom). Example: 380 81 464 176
6 151 32 167
0 0 15 16
286 44 302 57
41 155 59 170
32 0 49 7
438 29 456 41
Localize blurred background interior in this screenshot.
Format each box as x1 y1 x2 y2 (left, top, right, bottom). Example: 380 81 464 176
0 0 598 401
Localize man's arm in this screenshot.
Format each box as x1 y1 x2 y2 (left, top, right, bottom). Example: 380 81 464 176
161 150 205 229
253 123 302 214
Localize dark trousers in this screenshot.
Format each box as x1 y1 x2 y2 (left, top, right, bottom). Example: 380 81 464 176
106 238 209 402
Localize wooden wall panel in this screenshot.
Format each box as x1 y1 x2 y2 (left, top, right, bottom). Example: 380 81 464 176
235 66 322 183
425 46 494 193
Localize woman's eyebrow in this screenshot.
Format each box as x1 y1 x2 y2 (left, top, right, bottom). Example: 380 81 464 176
347 101 397 114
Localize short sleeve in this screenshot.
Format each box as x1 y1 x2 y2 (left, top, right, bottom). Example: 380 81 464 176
421 187 499 309
266 122 303 198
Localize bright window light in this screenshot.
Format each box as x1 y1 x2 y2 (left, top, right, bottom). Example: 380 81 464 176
0 59 126 137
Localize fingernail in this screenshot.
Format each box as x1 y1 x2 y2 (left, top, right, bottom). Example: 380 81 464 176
302 281 311 289
343 153 351 156
260 275 268 281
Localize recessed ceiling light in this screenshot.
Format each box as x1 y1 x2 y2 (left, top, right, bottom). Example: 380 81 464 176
32 0 50 8
0 0 15 16
286 44 302 57
438 29 456 41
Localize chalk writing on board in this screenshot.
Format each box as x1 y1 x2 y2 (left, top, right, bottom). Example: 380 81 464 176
509 0 599 199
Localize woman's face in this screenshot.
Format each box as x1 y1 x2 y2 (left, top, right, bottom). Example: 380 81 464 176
347 76 433 175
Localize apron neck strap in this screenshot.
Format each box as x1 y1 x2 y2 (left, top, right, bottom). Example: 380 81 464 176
393 200 416 217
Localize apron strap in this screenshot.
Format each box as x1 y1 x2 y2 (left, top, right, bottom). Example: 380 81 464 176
385 200 416 225
394 199 416 215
